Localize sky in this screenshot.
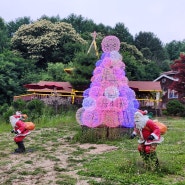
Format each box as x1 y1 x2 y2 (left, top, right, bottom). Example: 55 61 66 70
1 0 185 44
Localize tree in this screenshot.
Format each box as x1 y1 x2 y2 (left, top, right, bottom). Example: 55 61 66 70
0 51 39 104
165 40 185 60
11 19 87 68
170 53 185 101
0 17 9 53
6 16 32 37
134 32 167 65
111 23 134 44
62 13 96 34
66 52 97 90
38 15 61 23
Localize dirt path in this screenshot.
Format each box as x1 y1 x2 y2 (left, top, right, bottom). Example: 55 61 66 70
0 129 118 185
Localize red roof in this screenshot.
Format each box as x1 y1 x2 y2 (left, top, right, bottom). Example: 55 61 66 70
25 81 73 93
128 81 161 91
25 81 161 93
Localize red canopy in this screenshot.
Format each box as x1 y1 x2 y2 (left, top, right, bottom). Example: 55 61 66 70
43 82 64 90
23 83 45 89
24 82 64 90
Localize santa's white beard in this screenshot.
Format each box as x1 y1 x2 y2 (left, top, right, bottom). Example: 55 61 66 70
135 116 149 129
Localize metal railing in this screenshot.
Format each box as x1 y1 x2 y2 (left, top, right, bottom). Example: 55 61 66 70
14 93 162 108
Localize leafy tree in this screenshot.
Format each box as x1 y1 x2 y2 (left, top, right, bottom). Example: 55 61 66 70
121 51 146 80
111 23 134 44
6 16 32 37
0 51 39 104
11 19 87 68
144 61 161 80
170 53 185 101
45 62 74 81
165 40 185 60
120 42 144 61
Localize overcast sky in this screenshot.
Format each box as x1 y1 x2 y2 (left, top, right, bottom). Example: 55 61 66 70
1 0 185 44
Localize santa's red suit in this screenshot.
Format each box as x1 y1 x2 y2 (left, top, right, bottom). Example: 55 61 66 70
10 111 30 153
132 110 164 154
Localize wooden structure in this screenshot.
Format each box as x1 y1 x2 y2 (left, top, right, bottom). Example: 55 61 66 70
128 81 162 109
154 71 179 109
14 81 78 104
14 80 162 111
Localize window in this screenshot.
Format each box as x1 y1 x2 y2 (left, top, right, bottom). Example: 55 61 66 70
168 89 178 99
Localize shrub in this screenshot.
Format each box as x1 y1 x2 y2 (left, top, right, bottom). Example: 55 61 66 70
166 99 185 116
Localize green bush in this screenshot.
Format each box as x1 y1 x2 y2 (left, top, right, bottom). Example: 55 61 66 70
166 99 185 116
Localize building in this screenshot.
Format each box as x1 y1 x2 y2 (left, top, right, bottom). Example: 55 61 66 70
154 71 179 109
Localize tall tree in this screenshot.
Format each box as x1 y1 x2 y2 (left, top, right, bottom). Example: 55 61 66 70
112 23 134 44
0 17 9 53
0 51 39 104
11 19 87 68
66 52 97 90
6 17 32 38
165 40 185 60
62 14 96 34
134 32 167 65
170 53 185 101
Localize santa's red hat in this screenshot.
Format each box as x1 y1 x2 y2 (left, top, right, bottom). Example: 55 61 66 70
138 110 148 115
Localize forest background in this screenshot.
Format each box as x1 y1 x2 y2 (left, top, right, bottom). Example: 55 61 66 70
0 13 185 111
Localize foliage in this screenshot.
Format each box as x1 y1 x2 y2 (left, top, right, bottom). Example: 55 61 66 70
0 17 10 52
66 51 97 90
0 51 39 104
111 22 134 44
134 31 167 65
6 16 32 38
11 19 87 68
165 40 185 60
46 62 74 81
166 99 185 116
62 13 97 34
170 53 185 99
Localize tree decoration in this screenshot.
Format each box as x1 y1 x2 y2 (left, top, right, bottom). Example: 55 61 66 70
76 107 85 125
101 35 120 53
76 35 139 128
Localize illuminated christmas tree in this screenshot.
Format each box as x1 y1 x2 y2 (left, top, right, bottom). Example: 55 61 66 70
76 35 139 128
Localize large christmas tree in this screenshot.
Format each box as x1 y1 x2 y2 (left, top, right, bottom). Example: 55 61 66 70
76 35 139 128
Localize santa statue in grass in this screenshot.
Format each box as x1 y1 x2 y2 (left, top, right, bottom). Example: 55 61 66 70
9 111 31 154
130 110 164 168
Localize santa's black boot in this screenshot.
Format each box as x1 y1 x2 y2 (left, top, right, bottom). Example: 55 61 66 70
14 141 25 153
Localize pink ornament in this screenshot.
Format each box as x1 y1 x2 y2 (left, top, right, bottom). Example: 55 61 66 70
110 51 122 62
101 109 121 127
82 97 96 110
104 86 119 101
100 57 112 68
93 66 103 75
101 36 120 53
97 96 110 109
82 109 101 128
76 107 85 125
89 86 103 98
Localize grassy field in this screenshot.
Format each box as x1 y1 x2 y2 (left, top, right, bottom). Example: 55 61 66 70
0 111 185 185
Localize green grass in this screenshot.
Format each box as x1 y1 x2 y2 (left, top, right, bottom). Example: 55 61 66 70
0 112 185 185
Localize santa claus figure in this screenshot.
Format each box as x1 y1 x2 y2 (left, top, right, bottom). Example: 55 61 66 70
130 110 164 168
10 111 30 153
